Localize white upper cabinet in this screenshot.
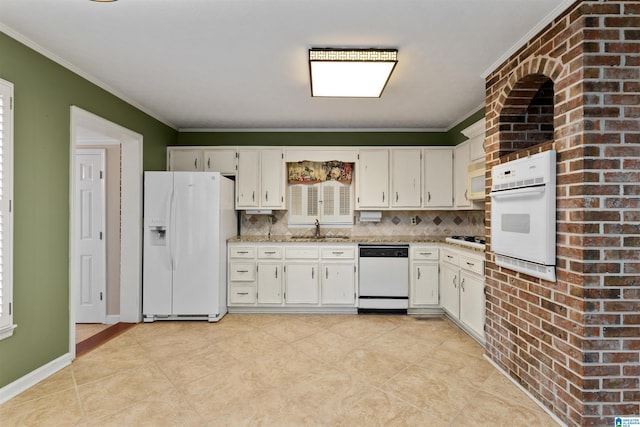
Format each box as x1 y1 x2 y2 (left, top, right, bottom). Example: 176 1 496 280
236 149 261 208
168 148 203 171
204 148 237 175
391 148 422 208
461 118 486 162
236 148 285 209
454 141 472 209
356 149 389 209
260 149 285 208
423 147 453 208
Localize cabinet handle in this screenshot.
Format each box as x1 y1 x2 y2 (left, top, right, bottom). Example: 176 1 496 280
396 192 399 202
453 274 457 288
312 267 314 279
466 262 475 267
237 292 249 296
382 192 385 202
264 251 276 255
275 267 278 279
237 251 249 254
194 158 198 169
331 251 344 255
464 189 468 201
252 191 255 202
237 270 249 273
447 255 453 259
420 252 432 256
326 267 329 279
207 158 211 169
417 267 421 280
461 278 465 291
428 191 431 202
265 190 268 202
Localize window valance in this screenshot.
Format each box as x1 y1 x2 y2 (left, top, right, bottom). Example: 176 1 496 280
287 161 354 184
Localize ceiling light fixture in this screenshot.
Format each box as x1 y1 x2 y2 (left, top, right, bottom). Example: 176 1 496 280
309 48 398 98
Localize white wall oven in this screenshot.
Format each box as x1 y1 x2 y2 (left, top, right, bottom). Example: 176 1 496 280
490 150 556 281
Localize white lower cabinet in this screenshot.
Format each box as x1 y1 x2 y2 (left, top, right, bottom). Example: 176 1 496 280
285 262 319 304
409 246 439 308
228 243 356 310
257 262 283 304
321 263 356 305
440 246 485 343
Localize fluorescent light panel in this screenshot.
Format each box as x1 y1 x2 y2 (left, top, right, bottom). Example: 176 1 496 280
309 49 398 98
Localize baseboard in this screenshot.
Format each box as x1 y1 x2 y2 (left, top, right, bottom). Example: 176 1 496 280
105 315 120 325
0 353 72 405
483 355 567 427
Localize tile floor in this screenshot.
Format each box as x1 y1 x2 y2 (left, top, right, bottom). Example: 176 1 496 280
1 314 559 426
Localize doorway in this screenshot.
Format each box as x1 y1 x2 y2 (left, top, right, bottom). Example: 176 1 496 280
69 106 143 358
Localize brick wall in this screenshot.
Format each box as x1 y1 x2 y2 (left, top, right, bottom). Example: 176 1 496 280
483 2 640 426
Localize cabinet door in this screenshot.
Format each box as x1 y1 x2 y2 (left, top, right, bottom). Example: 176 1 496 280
236 149 260 208
285 263 319 304
469 135 485 162
410 262 439 306
260 149 284 208
257 262 283 304
423 148 453 208
357 149 389 208
204 149 237 175
459 272 485 339
440 263 459 316
391 149 421 208
168 149 203 171
454 141 471 208
321 263 355 305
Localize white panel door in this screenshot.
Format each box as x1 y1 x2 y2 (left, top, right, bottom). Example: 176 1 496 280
75 150 106 323
172 172 220 315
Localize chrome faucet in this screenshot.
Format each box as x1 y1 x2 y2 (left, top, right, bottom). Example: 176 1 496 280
314 219 321 238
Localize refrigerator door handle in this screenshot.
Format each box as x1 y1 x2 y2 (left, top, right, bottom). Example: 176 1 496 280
168 187 177 270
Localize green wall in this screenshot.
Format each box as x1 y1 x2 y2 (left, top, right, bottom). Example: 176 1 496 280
178 131 452 147
0 32 177 388
176 108 483 148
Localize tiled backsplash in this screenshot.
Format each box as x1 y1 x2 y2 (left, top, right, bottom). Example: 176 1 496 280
240 210 485 238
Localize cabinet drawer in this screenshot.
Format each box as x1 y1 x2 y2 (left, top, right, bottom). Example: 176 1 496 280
229 263 256 281
412 247 439 261
460 255 484 275
321 247 355 259
258 247 283 259
229 247 256 259
229 285 256 304
285 247 319 259
441 248 459 266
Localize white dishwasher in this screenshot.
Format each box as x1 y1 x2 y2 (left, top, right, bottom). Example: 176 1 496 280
358 244 409 313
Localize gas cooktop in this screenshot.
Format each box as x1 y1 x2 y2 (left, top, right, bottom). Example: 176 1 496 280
446 236 486 249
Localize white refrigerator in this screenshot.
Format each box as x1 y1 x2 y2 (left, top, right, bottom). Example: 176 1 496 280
143 171 236 322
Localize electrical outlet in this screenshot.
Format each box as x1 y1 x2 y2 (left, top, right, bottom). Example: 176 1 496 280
411 216 417 225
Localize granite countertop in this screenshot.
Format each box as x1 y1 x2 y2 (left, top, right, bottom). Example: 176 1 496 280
227 235 448 244
227 235 486 252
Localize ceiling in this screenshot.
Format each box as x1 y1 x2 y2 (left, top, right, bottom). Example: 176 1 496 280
0 0 572 131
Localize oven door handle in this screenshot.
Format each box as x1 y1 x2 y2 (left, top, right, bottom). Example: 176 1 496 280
490 186 545 199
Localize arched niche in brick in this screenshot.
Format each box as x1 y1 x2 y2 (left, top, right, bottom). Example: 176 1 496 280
497 74 555 157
